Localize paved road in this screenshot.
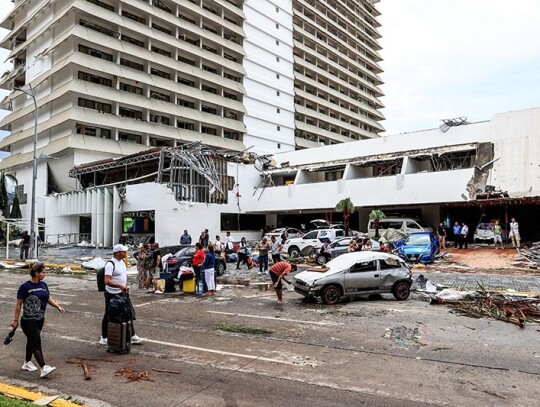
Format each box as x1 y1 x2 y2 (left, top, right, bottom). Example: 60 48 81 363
1 270 539 407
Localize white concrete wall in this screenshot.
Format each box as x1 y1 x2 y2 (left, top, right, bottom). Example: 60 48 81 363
243 0 295 154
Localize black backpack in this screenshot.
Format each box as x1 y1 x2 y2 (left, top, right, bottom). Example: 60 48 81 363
97 260 115 292
108 295 133 323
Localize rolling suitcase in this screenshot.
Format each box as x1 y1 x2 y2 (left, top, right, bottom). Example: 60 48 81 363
107 321 132 354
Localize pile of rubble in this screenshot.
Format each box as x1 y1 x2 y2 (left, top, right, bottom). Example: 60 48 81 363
515 243 540 269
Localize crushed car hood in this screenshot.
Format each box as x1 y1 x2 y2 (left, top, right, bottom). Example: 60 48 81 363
400 246 430 254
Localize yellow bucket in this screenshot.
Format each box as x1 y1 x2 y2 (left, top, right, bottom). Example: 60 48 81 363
182 278 196 293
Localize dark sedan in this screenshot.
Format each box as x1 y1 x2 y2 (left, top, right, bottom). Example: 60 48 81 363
167 246 226 276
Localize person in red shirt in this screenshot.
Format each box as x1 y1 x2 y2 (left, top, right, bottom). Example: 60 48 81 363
192 243 205 286
269 262 297 304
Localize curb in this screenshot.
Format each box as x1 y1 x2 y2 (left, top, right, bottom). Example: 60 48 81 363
0 381 85 406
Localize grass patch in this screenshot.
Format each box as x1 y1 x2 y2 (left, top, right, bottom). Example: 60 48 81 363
0 395 35 407
214 323 273 335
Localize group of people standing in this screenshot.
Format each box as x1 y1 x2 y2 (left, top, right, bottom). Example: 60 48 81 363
444 217 521 250
134 240 164 294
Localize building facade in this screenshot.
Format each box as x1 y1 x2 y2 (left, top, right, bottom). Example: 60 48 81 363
0 0 384 227
44 107 540 246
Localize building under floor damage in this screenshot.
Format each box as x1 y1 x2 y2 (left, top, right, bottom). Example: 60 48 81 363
45 107 540 245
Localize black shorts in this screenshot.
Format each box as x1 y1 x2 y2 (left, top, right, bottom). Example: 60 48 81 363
269 272 282 289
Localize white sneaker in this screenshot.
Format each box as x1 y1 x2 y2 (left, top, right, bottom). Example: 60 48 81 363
154 290 163 294
40 365 56 378
98 337 108 345
131 335 144 345
22 361 38 372
146 289 155 293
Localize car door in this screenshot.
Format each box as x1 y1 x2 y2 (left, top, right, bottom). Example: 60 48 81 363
343 260 381 293
331 238 351 258
299 231 319 250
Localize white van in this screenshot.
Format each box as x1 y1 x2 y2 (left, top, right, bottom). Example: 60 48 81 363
367 218 433 236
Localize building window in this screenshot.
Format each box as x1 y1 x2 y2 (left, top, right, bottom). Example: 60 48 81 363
276 73 280 79
276 56 280 62
277 126 280 131
276 40 279 46
118 132 142 144
152 23 172 35
201 126 217 135
151 46 171 58
277 108 280 113
119 107 143 120
177 99 196 109
120 58 144 71
276 6 279 12
177 121 195 130
276 23 279 29
120 82 143 95
78 44 113 61
149 114 170 125
78 71 112 87
177 77 195 87
121 10 146 24
201 105 218 115
150 91 170 102
121 34 144 48
78 98 112 113
276 91 280 96
87 0 114 11
76 123 111 139
277 143 281 148
178 55 196 66
150 68 171 79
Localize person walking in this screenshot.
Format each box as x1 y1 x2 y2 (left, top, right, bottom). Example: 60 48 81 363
236 237 248 269
202 229 210 248
453 222 462 248
270 235 282 264
19 231 31 261
180 230 191 245
269 262 297 304
509 217 521 248
437 222 447 250
100 244 143 346
460 223 469 249
11 262 65 378
257 237 271 275
133 244 147 289
492 221 503 249
202 244 216 297
224 231 235 254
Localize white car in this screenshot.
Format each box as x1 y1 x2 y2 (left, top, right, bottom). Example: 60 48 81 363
264 227 303 241
283 229 345 257
473 222 507 243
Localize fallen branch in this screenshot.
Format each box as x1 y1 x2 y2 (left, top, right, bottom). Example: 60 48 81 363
151 368 181 374
115 367 154 383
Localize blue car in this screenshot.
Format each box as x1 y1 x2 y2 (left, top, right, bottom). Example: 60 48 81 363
397 232 439 264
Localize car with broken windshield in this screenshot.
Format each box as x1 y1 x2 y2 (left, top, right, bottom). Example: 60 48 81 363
397 232 439 264
293 252 412 305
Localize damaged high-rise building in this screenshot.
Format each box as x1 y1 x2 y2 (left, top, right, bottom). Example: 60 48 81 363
0 0 384 231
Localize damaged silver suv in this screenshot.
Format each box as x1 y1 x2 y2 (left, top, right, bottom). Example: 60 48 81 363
293 252 412 305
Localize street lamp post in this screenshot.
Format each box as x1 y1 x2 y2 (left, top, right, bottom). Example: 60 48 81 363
14 85 38 259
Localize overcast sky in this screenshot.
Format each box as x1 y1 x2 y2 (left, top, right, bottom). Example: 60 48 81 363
0 0 539 135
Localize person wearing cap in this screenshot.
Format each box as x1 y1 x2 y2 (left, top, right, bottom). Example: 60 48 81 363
269 262 297 304
99 244 143 345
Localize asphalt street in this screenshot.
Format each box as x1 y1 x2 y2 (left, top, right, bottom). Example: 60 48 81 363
1 269 539 407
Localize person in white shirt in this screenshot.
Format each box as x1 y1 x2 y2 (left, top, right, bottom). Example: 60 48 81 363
224 231 235 254
213 235 224 258
99 244 143 346
270 236 282 264
509 217 521 248
460 223 469 249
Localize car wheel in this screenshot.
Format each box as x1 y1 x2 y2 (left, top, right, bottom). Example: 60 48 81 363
216 261 226 276
392 281 411 301
321 285 341 305
316 254 327 265
288 246 300 257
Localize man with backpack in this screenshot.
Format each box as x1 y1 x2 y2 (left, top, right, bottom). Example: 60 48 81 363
99 244 143 345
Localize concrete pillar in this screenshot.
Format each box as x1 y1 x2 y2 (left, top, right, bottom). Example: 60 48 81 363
357 208 370 233
422 205 440 229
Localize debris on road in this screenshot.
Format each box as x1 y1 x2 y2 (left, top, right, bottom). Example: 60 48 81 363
115 367 154 383
383 325 420 347
81 257 106 270
66 357 94 380
431 284 540 328
516 243 540 269
151 368 181 374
